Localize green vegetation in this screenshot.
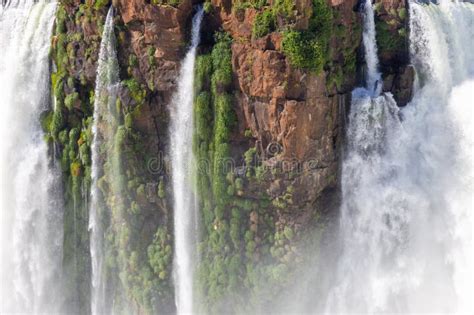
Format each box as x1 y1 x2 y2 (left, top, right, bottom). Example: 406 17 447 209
123 78 147 104
151 0 181 7
234 0 268 11
375 19 406 54
46 2 175 314
203 1 213 13
93 0 109 10
46 0 355 313
193 33 244 313
252 10 275 39
192 29 309 313
281 0 333 72
273 0 295 19
282 30 325 72
372 3 408 57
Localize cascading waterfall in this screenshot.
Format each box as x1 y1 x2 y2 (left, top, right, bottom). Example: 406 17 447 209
89 6 120 315
361 0 382 94
0 1 63 314
169 7 204 314
326 0 473 313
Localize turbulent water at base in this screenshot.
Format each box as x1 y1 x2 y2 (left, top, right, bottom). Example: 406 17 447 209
0 1 62 314
89 7 120 315
326 0 474 313
169 7 204 315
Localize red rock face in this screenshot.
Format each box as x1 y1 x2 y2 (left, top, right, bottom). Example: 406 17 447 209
85 0 408 228
218 1 361 217
117 0 193 92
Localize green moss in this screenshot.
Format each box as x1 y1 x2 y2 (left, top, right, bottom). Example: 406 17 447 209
211 33 233 94
375 20 405 53
283 226 294 240
280 0 333 72
50 110 65 140
398 7 407 20
151 0 181 7
93 0 109 10
123 78 147 104
70 162 82 177
129 54 138 67
282 30 324 71
64 92 79 111
204 1 213 13
147 46 156 67
235 178 244 191
124 113 133 129
252 9 275 39
157 180 166 199
195 55 213 93
273 0 295 19
195 92 213 144
234 0 267 11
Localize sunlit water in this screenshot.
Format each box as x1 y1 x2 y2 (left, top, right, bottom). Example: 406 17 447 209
327 1 474 313
169 7 204 315
89 6 120 315
0 1 62 313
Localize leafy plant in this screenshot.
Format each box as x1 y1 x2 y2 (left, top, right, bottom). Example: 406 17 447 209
252 9 275 38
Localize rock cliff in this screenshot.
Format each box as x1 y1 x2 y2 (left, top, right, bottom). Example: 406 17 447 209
44 0 413 313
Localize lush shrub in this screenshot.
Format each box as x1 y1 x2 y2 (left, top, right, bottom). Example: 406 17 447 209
211 33 233 94
282 30 324 72
279 0 333 72
234 0 267 11
252 10 275 39
203 1 213 13
93 0 109 10
195 92 213 143
50 110 65 139
65 92 79 111
123 78 146 104
273 0 295 19
375 20 405 53
309 0 333 44
195 55 213 93
151 0 181 7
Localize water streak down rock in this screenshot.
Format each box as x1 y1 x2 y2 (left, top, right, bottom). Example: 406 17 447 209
89 7 120 315
169 7 204 315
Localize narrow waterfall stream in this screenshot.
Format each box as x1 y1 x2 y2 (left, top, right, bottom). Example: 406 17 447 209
169 7 204 315
0 1 62 313
361 0 382 94
89 7 120 315
327 0 474 313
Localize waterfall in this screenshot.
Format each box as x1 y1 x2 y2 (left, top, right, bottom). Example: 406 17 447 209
0 1 63 314
326 1 474 313
362 0 382 94
89 7 120 315
169 7 204 315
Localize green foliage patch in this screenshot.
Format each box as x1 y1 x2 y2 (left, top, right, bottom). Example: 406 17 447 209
252 9 276 39
281 0 333 72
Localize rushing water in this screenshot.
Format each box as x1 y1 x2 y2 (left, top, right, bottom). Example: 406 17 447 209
0 1 62 313
89 7 120 315
361 0 382 94
169 7 204 315
327 0 474 313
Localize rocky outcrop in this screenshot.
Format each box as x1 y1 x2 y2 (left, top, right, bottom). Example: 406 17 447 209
117 0 193 91
209 0 361 222
374 0 414 105
48 0 413 313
